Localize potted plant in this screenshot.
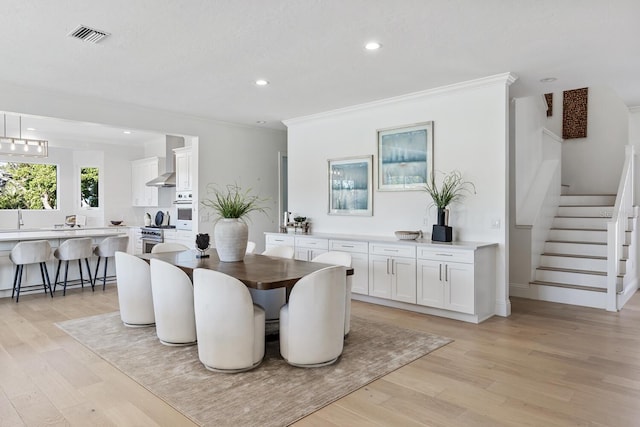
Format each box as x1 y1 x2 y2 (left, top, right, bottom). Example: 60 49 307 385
422 170 475 241
201 183 268 262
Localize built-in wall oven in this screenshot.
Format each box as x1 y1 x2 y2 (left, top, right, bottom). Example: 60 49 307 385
174 191 193 230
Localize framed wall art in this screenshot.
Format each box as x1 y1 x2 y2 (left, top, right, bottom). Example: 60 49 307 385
377 121 433 191
328 155 373 216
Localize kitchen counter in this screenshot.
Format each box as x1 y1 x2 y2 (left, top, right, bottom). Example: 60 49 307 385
0 228 128 242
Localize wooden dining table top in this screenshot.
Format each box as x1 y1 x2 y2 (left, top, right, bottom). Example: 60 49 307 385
138 249 353 291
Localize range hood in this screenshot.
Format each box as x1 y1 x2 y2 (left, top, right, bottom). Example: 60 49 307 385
146 135 185 187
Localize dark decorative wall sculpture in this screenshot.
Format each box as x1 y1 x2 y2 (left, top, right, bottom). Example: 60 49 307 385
544 93 553 117
562 88 588 139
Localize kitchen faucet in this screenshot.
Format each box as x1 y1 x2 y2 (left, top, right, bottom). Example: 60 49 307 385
17 208 24 230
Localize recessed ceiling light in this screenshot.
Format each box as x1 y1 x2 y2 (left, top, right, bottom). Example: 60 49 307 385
26 127 36 131
255 79 269 86
123 130 131 134
256 120 267 124
540 77 557 83
365 41 382 50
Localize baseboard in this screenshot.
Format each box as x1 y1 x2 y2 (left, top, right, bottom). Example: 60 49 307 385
617 277 638 309
494 298 511 317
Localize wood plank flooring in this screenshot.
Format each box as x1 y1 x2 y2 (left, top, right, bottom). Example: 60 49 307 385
1 287 639 426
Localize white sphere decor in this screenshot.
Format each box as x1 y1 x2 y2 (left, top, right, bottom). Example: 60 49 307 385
214 219 248 262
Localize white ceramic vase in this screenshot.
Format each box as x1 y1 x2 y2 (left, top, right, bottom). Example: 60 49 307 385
214 218 248 262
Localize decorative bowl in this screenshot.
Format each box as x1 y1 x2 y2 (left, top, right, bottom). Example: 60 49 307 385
394 230 421 240
110 220 123 226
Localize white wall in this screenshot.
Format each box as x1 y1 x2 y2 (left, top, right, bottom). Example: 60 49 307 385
0 82 287 245
547 87 629 194
285 74 514 316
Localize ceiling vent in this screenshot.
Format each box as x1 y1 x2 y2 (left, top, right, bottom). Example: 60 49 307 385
68 25 110 44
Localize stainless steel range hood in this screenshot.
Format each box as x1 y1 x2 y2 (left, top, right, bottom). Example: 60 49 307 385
146 135 185 187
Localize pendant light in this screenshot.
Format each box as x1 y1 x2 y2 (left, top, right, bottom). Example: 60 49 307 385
0 114 48 158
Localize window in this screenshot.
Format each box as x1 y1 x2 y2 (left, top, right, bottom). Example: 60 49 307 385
80 167 99 208
0 162 58 209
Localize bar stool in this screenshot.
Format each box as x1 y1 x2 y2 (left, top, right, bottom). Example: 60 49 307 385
10 240 53 302
53 237 94 295
94 235 129 290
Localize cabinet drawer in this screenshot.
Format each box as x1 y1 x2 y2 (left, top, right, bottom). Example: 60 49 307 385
266 234 295 246
329 240 368 253
417 247 474 263
295 236 328 249
369 243 415 258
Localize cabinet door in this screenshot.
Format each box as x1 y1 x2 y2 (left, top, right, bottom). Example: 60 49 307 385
417 259 444 308
350 252 369 295
175 151 191 191
369 255 392 299
143 160 159 206
295 248 310 261
391 257 416 303
131 163 142 206
445 262 475 314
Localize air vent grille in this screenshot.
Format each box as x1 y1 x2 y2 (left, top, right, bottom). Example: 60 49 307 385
68 25 110 43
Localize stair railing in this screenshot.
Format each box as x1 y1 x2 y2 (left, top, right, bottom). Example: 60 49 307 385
606 145 635 311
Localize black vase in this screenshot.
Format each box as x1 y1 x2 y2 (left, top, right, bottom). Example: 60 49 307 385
437 207 447 226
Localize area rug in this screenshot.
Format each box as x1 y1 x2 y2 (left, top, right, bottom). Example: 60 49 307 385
57 312 451 426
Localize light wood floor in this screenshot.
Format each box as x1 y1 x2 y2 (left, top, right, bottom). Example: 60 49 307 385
1 287 639 427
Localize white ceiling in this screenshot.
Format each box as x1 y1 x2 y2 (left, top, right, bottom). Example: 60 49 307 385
0 0 638 140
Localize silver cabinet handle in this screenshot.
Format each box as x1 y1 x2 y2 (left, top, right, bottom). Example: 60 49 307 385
392 259 395 275
436 253 453 256
384 248 399 252
439 263 442 281
445 264 448 282
386 258 390 274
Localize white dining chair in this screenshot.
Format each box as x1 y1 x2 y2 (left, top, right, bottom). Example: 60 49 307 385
114 251 155 327
193 268 265 372
249 245 295 321
150 259 196 346
151 242 189 253
279 265 346 367
311 251 353 336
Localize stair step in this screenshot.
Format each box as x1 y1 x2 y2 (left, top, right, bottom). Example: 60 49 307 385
529 280 607 293
548 228 630 244
537 266 605 275
534 265 623 288
553 216 633 230
560 194 616 205
557 205 614 217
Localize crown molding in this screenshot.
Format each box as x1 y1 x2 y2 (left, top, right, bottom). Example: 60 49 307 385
282 72 518 127
629 106 640 113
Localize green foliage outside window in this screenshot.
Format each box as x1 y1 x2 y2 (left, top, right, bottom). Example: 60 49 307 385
0 162 58 209
80 167 99 208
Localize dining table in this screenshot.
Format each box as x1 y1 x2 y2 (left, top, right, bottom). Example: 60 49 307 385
138 249 353 298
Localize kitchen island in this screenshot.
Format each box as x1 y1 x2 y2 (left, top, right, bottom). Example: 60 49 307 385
0 228 129 298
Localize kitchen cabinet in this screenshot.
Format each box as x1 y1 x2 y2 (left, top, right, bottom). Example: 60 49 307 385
164 229 195 249
416 247 482 315
368 243 416 303
131 157 161 207
329 240 369 295
294 236 328 261
173 147 192 192
129 228 142 255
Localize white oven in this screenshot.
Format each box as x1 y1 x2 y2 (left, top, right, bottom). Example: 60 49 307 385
174 191 193 230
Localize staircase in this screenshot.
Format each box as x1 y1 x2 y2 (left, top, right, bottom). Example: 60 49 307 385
529 194 630 308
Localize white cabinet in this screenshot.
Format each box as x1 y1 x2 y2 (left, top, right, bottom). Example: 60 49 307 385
173 147 192 191
294 236 328 261
329 240 369 295
131 157 161 207
368 243 416 303
265 234 295 252
128 228 142 255
417 248 478 315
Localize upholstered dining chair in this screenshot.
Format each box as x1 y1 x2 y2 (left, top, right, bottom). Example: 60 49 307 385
53 237 94 295
279 265 346 367
311 251 353 336
94 235 129 290
193 268 265 372
149 259 196 346
10 240 53 303
245 241 256 254
114 251 155 327
151 242 189 253
249 245 295 321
